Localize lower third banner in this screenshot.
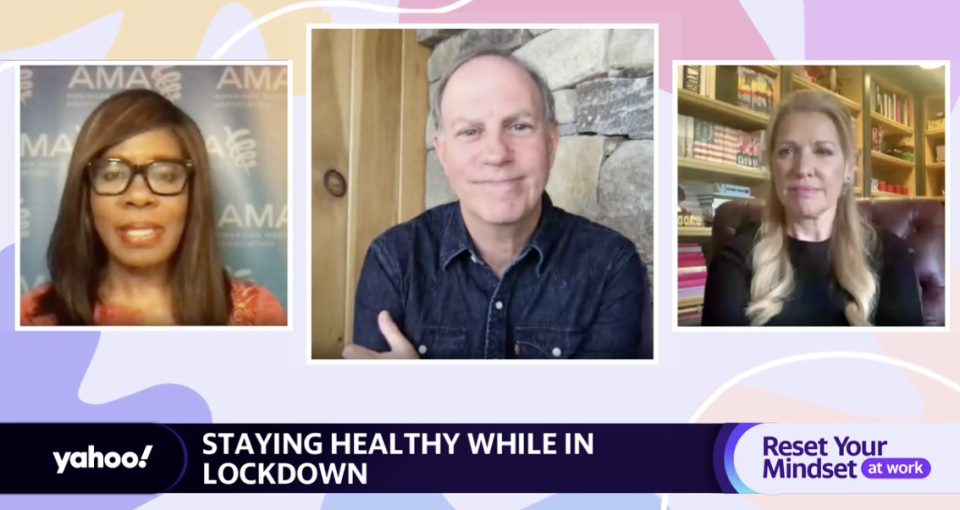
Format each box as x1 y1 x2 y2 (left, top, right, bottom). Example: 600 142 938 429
0 423 947 494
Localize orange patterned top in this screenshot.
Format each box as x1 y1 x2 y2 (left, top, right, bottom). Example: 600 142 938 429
20 280 287 326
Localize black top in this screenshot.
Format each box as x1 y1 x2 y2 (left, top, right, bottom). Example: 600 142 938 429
701 223 924 326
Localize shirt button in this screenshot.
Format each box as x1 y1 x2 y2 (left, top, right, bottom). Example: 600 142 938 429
495 301 503 310
418 345 427 355
552 347 562 358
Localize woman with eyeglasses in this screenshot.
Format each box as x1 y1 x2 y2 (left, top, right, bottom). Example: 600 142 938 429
20 89 287 326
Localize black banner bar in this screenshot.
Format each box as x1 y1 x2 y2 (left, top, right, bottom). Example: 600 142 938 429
0 424 725 493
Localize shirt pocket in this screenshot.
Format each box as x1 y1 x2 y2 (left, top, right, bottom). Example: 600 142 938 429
413 324 469 359
514 326 587 359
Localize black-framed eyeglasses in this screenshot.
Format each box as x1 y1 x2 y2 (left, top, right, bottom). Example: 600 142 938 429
86 158 194 196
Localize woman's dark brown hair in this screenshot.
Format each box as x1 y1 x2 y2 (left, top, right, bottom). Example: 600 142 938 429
35 88 233 325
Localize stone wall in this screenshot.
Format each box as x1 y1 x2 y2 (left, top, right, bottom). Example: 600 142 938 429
417 28 656 272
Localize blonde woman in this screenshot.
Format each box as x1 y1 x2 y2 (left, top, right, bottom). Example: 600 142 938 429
701 90 923 326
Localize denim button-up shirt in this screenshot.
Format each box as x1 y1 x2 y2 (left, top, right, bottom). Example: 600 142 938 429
352 194 653 359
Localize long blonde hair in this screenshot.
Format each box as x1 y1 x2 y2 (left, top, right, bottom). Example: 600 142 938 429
745 90 878 326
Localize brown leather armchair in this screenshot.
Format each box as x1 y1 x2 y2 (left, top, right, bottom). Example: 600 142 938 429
711 199 946 326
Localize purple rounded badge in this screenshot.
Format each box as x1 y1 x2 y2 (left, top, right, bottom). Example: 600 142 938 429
861 458 931 479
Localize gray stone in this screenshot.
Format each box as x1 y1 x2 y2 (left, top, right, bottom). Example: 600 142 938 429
553 89 577 124
461 29 532 52
513 29 608 90
430 80 439 105
608 29 655 70
425 114 436 150
558 123 578 137
595 140 655 265
428 34 463 82
608 66 655 79
545 136 604 216
576 76 654 139
429 80 440 125
604 137 624 156
530 28 551 36
425 150 457 208
416 29 461 47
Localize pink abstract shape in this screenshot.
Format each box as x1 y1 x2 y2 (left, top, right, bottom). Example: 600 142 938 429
804 0 957 107
398 0 773 91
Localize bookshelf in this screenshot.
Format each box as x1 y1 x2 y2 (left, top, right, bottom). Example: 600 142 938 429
791 74 862 115
675 64 945 325
923 93 946 200
677 89 769 132
678 157 768 187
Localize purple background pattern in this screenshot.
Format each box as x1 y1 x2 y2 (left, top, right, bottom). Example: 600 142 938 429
0 1 956 510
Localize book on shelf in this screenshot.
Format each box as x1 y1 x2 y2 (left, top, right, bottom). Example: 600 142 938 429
679 180 754 226
736 66 774 115
680 65 773 115
682 65 714 98
872 83 910 126
678 311 703 326
871 126 885 151
677 242 707 314
677 115 765 170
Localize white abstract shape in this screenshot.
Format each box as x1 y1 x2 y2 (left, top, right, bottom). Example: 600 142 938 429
661 351 960 510
325 0 400 23
212 0 478 59
739 358 922 419
444 494 552 510
196 4 269 60
738 0 805 60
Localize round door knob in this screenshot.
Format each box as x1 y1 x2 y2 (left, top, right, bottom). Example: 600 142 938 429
324 169 346 197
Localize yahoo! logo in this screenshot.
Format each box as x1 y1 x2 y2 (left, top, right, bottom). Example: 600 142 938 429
68 66 183 100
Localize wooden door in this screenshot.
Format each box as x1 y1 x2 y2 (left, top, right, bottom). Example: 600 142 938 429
310 29 429 359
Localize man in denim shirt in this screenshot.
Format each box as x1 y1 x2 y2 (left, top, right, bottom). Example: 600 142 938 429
343 46 653 360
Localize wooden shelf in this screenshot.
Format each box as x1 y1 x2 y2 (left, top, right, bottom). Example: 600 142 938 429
870 191 925 200
677 88 769 132
748 65 779 77
791 75 862 116
678 226 712 238
927 161 945 171
934 196 946 202
871 112 913 137
926 127 945 137
871 150 914 171
678 157 768 186
678 295 704 310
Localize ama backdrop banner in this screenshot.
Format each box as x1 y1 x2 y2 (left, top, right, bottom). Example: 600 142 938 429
19 64 289 312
